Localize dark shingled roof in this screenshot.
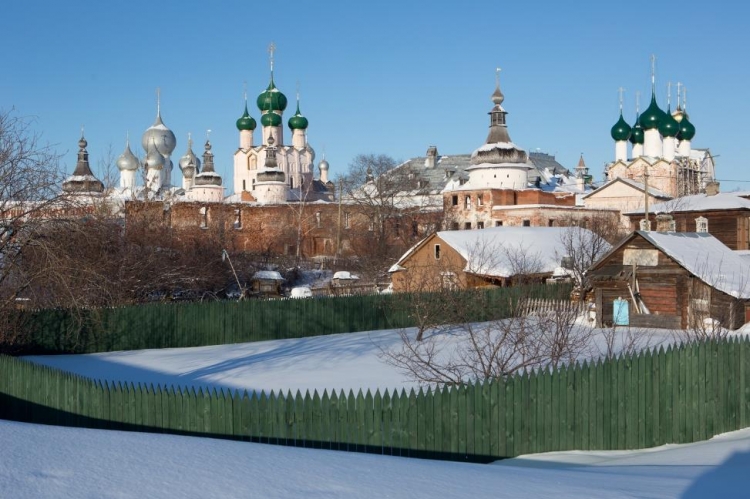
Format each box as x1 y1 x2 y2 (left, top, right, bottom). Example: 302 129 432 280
390 150 571 193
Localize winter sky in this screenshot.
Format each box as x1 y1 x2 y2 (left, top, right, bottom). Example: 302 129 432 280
2 1 748 192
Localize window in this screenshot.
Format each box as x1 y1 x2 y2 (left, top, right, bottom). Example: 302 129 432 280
243 179 246 191
452 222 459 230
452 195 458 206
344 212 350 229
465 196 472 210
315 211 322 228
548 219 555 227
477 194 483 206
464 222 472 230
234 209 242 229
368 221 374 232
199 206 208 229
290 177 295 189
695 216 708 233
495 221 503 227
441 271 457 291
412 221 419 237
477 221 484 229
252 179 256 191
522 220 530 227
434 244 441 260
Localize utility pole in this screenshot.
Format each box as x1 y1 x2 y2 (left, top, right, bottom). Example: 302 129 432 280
222 249 244 301
335 178 342 265
643 164 650 232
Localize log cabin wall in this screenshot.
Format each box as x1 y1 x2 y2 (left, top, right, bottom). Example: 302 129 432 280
590 233 689 328
626 210 750 250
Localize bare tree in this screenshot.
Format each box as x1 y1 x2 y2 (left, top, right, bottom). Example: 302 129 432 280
0 109 69 346
338 154 441 278
555 218 618 298
382 238 589 384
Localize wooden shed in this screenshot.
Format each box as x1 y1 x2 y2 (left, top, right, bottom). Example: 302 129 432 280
589 231 750 330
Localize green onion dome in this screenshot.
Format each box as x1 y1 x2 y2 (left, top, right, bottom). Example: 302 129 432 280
658 106 679 137
678 115 696 140
236 104 257 131
639 94 666 130
288 103 309 130
629 114 644 145
261 111 282 127
610 113 632 141
256 77 288 112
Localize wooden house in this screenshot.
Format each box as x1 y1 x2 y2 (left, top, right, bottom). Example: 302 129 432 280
589 231 750 330
623 190 750 250
389 226 602 293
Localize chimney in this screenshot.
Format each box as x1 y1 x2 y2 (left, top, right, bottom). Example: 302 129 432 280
424 146 438 168
656 213 675 232
704 180 720 196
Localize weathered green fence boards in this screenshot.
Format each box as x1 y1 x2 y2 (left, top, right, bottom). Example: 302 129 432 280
11 284 572 355
3 337 750 462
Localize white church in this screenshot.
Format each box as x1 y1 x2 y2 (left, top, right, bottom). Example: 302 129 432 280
64 47 334 207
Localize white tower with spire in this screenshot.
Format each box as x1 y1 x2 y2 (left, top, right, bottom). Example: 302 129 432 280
116 133 140 190
610 87 631 162
631 92 644 158
141 89 176 191
179 133 201 191
642 56 664 158
662 82 677 162
463 68 532 190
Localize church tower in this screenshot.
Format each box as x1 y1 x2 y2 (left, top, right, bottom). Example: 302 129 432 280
464 68 532 190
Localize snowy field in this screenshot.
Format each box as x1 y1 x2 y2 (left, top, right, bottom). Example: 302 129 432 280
8 323 750 497
24 323 679 395
3 420 750 498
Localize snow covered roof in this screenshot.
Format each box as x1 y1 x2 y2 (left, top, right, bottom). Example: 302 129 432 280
638 231 750 299
253 271 284 281
333 271 359 280
625 192 750 215
391 226 603 278
583 177 672 200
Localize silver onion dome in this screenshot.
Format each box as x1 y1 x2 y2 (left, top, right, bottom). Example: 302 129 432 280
116 140 140 171
178 138 201 172
319 158 329 171
141 112 176 157
145 138 165 170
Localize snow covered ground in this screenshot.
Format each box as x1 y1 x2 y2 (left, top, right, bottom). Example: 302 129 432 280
3 419 750 498
24 323 677 395
7 322 750 497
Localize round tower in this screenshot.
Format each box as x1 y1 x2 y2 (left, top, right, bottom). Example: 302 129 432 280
236 94 257 150
611 88 631 162
116 135 140 190
254 134 287 203
179 134 201 191
141 90 176 188
660 84 680 162
677 88 696 156
465 70 532 190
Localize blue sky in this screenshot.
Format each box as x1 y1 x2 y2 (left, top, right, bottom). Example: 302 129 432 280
2 1 748 192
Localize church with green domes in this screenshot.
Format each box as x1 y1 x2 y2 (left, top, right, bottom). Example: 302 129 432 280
230 48 333 205
603 59 712 199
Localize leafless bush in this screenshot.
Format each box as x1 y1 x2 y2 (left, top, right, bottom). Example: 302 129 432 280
381 298 590 385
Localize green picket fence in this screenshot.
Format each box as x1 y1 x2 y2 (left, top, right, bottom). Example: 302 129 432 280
2 337 749 461
14 284 571 354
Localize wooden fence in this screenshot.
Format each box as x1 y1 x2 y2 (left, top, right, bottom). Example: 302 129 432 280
10 284 571 355
517 298 583 317
2 337 749 462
